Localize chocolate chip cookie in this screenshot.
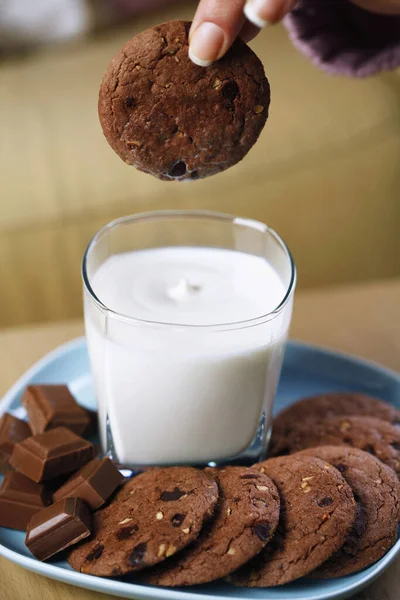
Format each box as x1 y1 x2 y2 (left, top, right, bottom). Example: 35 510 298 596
98 20 270 181
298 446 400 577
140 466 280 586
230 455 356 587
273 416 400 477
68 467 218 576
270 392 400 456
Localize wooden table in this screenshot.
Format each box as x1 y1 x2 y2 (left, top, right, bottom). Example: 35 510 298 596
1 279 400 600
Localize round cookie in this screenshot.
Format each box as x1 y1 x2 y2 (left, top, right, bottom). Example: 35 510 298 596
98 20 270 181
230 455 356 587
140 466 280 586
297 446 400 577
68 467 218 577
273 415 400 477
270 392 400 456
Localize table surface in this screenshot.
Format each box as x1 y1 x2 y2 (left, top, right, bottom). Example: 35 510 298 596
1 279 400 600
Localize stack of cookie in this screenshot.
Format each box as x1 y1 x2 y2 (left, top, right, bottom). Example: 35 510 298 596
65 393 399 587
2 388 399 587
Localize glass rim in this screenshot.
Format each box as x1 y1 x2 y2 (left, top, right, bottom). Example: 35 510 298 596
82 210 297 331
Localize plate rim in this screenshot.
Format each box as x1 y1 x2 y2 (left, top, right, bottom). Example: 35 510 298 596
0 337 399 600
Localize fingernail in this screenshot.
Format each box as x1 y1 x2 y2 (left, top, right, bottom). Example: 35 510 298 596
244 0 272 29
189 22 225 67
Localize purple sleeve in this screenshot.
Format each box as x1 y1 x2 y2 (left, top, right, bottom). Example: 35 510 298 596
284 0 400 77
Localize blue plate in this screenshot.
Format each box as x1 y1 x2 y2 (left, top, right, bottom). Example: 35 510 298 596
1 338 399 600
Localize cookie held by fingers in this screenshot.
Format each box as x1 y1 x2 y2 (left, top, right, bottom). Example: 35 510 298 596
98 20 270 181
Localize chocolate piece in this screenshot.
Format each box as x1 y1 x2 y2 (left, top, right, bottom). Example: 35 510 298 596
10 427 94 482
53 458 124 510
25 497 92 561
0 413 31 472
84 409 99 438
0 471 51 530
21 385 90 436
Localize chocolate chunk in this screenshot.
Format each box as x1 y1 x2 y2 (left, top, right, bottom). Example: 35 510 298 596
21 385 90 436
363 444 375 454
222 81 239 101
125 97 136 109
84 409 99 438
318 496 334 507
160 487 186 501
0 413 31 472
0 471 51 530
128 542 147 566
53 458 123 510
86 544 104 561
116 524 139 540
25 497 92 561
168 161 187 178
334 463 348 473
253 522 271 541
171 513 186 527
240 474 260 479
391 442 400 451
10 427 94 482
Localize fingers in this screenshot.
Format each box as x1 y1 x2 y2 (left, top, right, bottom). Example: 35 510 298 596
189 0 247 66
243 0 297 28
189 0 297 67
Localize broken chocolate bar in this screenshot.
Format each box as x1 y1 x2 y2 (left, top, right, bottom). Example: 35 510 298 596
0 413 31 472
25 497 92 560
53 457 123 510
10 427 94 482
21 385 90 436
0 471 51 530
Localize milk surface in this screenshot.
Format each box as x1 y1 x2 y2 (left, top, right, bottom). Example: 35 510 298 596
85 247 291 466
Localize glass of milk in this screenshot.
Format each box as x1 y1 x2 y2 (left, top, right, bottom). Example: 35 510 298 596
82 211 296 469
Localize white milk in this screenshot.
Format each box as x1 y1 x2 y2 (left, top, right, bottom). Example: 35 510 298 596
84 247 292 466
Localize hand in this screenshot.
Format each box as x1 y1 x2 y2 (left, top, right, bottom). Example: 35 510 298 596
189 0 296 66
188 0 400 67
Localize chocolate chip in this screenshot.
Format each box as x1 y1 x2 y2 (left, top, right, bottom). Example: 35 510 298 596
171 513 186 527
240 474 260 479
116 524 138 540
190 170 199 179
343 504 366 555
334 463 348 473
222 81 239 101
253 522 271 542
391 442 400 451
125 97 136 109
168 161 187 178
86 544 104 561
160 487 186 501
128 542 147 566
233 497 240 503
343 438 352 445
112 567 121 576
363 444 375 454
318 497 334 507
